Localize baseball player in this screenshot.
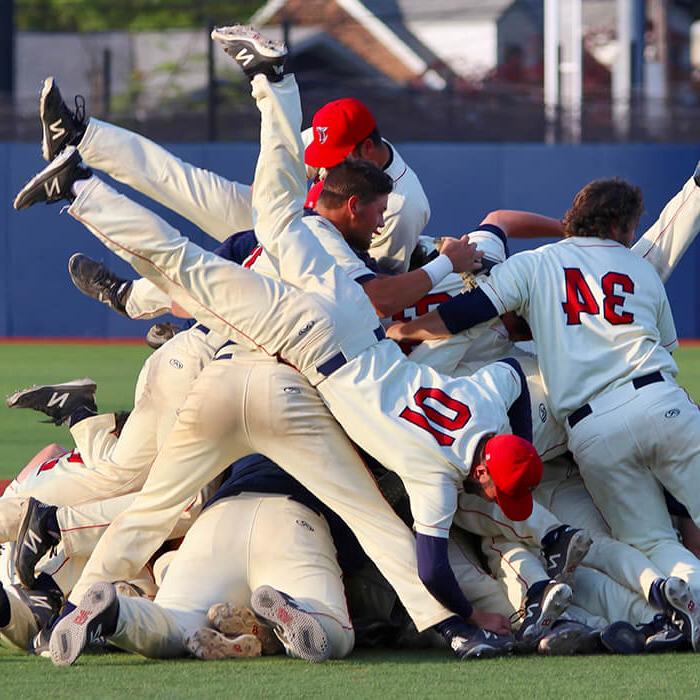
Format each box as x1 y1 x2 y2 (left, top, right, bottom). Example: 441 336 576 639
387 177 700 649
14 27 549 661
40 72 428 320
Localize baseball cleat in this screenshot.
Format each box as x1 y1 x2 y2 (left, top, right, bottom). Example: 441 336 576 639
599 621 645 654
659 576 700 651
186 628 262 660
251 585 330 662
211 25 287 82
541 526 592 583
13 146 92 210
39 76 87 162
68 253 132 317
146 322 182 350
207 602 281 655
449 627 514 660
49 582 119 666
15 498 61 588
537 620 601 655
6 377 97 425
517 580 572 645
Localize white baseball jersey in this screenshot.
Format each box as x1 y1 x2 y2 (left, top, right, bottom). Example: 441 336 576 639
302 128 430 273
399 274 568 462
476 237 679 421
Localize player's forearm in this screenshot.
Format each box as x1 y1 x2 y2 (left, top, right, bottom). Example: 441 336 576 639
416 534 473 620
363 269 434 317
386 309 452 343
482 210 563 239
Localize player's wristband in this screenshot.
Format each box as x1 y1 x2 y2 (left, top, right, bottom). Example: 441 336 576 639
421 254 454 287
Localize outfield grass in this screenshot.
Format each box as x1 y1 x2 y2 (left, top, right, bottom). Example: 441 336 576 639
1 341 700 698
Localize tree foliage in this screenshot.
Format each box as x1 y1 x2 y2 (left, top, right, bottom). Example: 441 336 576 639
16 0 265 32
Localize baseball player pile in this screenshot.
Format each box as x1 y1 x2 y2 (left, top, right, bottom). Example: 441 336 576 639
3 24 700 667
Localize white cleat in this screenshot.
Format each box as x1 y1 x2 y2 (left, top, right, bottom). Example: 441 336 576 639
186 628 261 660
251 585 330 663
661 576 700 652
210 25 287 82
207 602 281 655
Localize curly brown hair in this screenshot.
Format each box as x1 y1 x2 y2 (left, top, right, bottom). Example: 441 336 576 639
562 178 643 242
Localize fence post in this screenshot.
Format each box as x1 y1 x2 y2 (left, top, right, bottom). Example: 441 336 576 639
207 20 217 142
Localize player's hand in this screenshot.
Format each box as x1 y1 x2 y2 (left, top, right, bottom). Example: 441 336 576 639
467 610 512 636
438 235 483 275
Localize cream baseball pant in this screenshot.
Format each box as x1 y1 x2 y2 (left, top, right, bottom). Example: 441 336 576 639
568 376 700 594
110 493 353 659
70 324 226 500
78 118 254 319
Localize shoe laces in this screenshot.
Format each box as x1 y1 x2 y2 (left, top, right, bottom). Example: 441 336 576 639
73 95 86 126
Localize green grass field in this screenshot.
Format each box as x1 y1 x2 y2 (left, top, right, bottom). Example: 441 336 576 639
1 342 700 699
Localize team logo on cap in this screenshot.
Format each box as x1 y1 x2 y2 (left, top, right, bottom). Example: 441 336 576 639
316 126 329 144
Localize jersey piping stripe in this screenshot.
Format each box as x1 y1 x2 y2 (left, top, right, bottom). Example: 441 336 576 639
487 538 529 588
538 441 568 461
60 522 111 533
392 164 408 183
456 508 535 541
482 280 508 314
44 556 71 577
641 187 694 257
413 519 450 532
70 211 273 357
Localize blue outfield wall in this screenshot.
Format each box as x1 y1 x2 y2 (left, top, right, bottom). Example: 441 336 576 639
1 141 699 337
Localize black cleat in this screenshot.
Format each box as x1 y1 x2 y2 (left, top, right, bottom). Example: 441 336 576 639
440 620 514 660
211 25 287 82
599 621 646 654
6 377 97 425
49 582 118 666
146 322 182 350
643 614 687 653
15 498 61 588
538 620 601 655
516 580 572 646
659 576 700 651
40 77 87 162
542 526 592 583
13 146 91 211
251 585 330 662
68 253 132 317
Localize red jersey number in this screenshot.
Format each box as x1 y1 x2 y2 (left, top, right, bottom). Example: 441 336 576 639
400 388 471 447
562 268 634 326
37 449 83 474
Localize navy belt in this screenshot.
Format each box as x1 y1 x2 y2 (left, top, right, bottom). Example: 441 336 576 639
317 326 385 378
193 323 210 335
214 339 236 361
567 371 664 429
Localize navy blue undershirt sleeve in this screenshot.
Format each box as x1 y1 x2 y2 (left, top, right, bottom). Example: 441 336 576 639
213 230 259 264
416 533 473 620
498 358 532 443
437 287 499 335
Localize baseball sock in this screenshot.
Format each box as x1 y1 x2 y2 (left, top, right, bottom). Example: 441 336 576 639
0 585 10 627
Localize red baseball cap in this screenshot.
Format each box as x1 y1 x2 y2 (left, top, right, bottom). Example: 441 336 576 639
305 98 377 169
304 180 324 210
484 435 543 521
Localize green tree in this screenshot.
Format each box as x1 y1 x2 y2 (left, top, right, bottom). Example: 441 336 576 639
16 0 265 32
